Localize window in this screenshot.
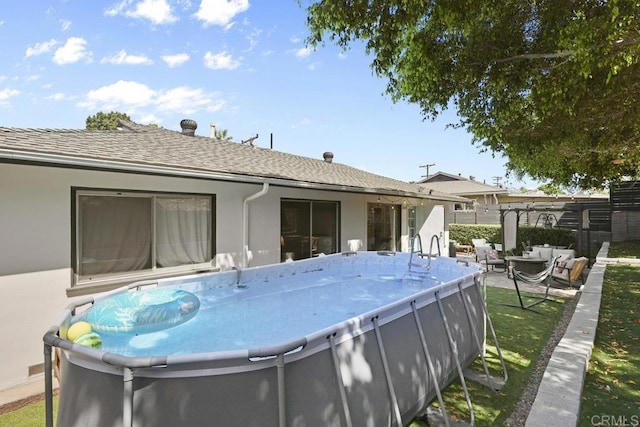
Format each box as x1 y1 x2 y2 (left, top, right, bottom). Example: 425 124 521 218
367 204 401 251
454 202 474 211
74 190 214 285
407 206 420 251
280 200 339 261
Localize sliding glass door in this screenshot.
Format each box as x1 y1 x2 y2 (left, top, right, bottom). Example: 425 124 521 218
280 200 339 261
367 203 401 251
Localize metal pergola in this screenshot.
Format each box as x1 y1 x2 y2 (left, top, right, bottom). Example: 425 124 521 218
498 202 593 260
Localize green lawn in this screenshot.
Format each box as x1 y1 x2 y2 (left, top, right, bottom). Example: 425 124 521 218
0 396 57 427
607 240 640 259
579 264 640 426
410 286 568 426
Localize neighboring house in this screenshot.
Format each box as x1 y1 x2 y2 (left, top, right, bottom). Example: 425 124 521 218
418 171 608 225
0 119 469 391
418 171 509 210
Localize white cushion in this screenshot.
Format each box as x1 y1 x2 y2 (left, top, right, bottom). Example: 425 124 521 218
528 250 541 259
553 248 576 259
475 245 492 258
552 256 575 279
537 247 555 263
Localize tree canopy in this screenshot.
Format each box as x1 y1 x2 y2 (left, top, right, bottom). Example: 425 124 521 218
304 0 640 189
86 111 132 130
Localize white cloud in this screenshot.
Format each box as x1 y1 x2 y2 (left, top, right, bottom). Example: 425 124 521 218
105 0 130 17
203 51 240 70
0 88 20 107
155 86 217 114
45 93 67 101
243 27 262 52
78 80 156 111
291 117 311 128
60 20 72 31
78 80 225 117
25 39 58 58
53 37 90 65
294 46 311 59
194 0 249 27
138 113 161 124
100 50 153 65
106 0 177 25
162 53 190 68
206 99 226 112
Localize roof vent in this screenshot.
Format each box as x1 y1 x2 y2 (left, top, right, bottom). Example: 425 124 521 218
323 152 334 163
180 119 197 136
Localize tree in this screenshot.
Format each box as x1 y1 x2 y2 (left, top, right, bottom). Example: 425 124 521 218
537 183 562 196
215 128 233 141
86 111 132 130
303 0 640 189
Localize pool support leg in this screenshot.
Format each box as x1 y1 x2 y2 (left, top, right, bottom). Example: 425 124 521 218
328 333 353 427
456 282 497 392
44 343 53 427
372 316 403 427
435 290 475 426
410 300 450 427
473 279 509 384
123 367 134 427
277 353 286 427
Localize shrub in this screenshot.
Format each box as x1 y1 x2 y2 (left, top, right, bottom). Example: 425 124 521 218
449 224 501 245
450 224 575 250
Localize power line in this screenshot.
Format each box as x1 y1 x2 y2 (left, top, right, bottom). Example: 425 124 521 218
420 163 436 178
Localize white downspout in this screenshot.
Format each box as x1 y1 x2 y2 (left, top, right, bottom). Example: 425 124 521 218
243 183 270 268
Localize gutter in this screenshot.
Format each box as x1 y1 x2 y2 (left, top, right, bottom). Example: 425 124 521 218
0 149 465 202
242 183 269 268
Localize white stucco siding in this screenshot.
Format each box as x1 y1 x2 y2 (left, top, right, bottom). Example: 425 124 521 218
0 161 449 391
0 163 254 390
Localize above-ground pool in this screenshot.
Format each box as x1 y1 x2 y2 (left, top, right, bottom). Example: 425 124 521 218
44 251 497 426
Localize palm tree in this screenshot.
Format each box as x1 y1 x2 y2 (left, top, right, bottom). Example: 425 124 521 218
215 128 233 142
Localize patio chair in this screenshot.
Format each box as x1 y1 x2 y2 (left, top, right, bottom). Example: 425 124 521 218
472 239 489 262
551 256 589 289
483 248 507 272
502 256 561 314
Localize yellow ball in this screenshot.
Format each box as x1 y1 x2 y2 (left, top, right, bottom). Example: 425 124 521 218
67 321 92 342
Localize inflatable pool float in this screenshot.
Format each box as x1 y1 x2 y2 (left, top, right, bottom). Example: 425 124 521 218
86 288 200 334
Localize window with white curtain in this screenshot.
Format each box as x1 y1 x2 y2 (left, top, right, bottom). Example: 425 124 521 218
75 190 214 284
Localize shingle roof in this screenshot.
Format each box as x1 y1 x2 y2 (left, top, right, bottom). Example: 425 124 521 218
0 121 467 201
419 179 509 196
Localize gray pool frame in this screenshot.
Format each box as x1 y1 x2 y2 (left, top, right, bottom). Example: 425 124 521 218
43 250 506 427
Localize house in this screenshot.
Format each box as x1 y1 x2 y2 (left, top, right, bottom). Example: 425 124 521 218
418 171 609 226
0 119 469 391
417 171 509 210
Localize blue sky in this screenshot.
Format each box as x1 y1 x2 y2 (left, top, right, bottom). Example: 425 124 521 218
0 0 541 188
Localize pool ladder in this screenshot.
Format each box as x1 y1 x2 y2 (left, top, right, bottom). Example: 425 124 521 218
408 234 441 272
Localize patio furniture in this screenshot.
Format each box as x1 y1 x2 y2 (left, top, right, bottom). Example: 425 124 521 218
552 256 589 289
503 256 561 314
471 238 489 261
504 255 547 277
483 248 507 272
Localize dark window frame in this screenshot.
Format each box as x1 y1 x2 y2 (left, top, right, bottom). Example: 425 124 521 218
71 187 216 289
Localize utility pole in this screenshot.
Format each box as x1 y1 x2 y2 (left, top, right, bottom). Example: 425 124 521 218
492 176 503 187
420 163 436 179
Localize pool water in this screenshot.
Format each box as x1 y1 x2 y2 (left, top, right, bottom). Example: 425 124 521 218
90 272 441 357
